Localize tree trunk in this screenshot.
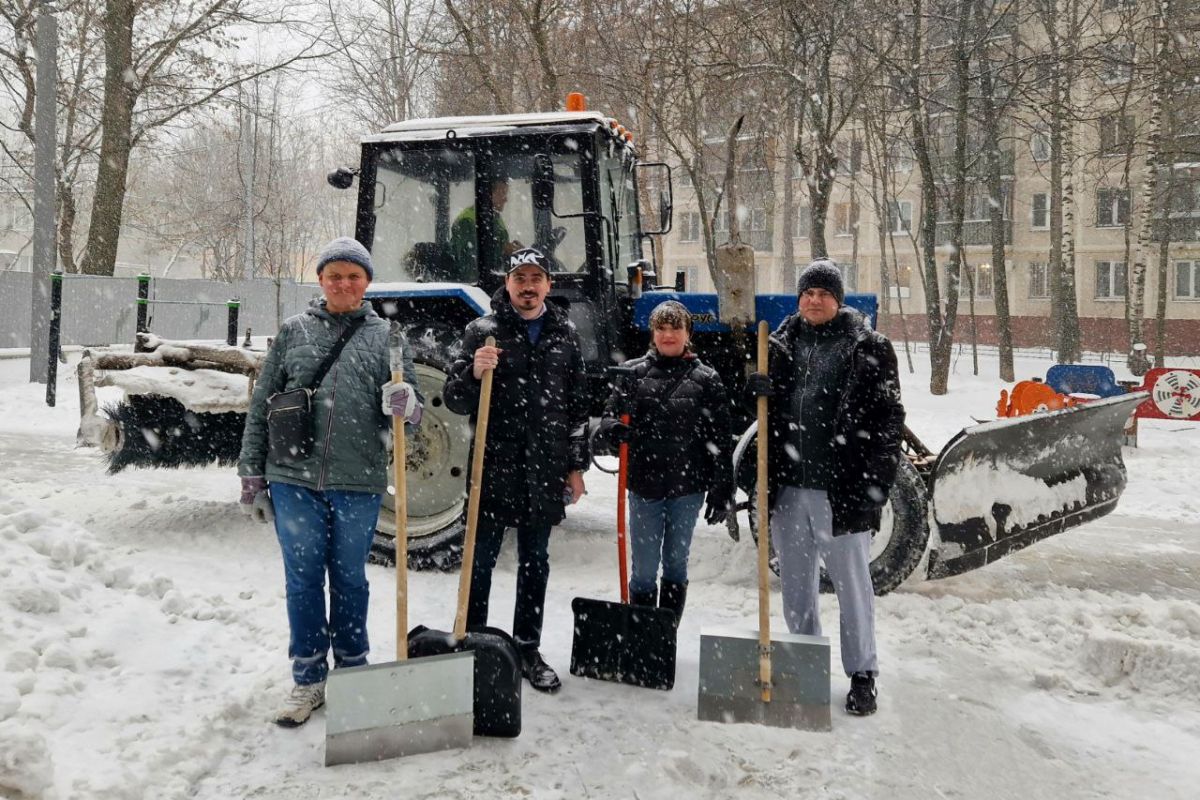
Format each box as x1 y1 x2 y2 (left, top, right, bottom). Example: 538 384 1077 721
1155 165 1176 365
908 0 949 394
931 0 975 395
57 180 79 274
980 66 1014 381
1058 107 1081 362
1055 0 1081 362
781 101 796 292
1128 0 1170 375
79 0 136 276
1155 223 1170 365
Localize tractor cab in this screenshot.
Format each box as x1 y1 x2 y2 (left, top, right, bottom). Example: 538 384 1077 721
351 110 671 396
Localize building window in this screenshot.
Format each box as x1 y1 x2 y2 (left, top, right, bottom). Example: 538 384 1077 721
1099 43 1134 84
679 211 701 242
1031 193 1049 229
794 206 811 238
3 198 33 233
889 262 912 299
1095 260 1127 299
1029 262 1049 298
1031 130 1050 162
713 208 728 234
888 200 913 234
674 265 700 292
833 202 855 236
749 207 767 232
1099 114 1134 155
970 263 994 298
1177 260 1199 299
1096 188 1130 226
887 142 914 172
835 140 863 175
940 183 1012 222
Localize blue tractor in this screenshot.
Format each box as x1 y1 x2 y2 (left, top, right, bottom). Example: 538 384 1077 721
89 102 1143 595
326 104 1143 594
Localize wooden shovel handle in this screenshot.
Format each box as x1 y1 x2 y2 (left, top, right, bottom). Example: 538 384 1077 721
393 370 408 660
454 336 496 640
755 321 772 703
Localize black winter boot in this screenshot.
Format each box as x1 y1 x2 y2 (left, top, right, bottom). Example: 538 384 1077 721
520 646 562 694
629 587 658 607
846 672 877 716
659 580 688 626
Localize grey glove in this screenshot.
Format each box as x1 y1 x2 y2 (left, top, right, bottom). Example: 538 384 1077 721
239 476 274 524
382 380 423 425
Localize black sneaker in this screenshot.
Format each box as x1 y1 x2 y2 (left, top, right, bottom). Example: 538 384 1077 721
846 672 877 716
520 648 562 694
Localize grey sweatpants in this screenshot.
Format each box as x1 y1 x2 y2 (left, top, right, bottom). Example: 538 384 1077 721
769 486 878 677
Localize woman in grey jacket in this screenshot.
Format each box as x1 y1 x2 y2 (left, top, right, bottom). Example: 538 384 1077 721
237 238 422 727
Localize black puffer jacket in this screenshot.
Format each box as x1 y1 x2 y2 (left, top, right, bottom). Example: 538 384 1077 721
598 352 733 502
443 291 590 528
762 307 905 535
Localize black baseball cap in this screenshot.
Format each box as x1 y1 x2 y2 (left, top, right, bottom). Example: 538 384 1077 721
507 247 551 275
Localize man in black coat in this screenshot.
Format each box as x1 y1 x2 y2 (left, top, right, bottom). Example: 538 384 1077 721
443 247 589 693
747 259 905 716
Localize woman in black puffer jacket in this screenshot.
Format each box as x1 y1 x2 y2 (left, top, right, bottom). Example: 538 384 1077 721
596 301 733 621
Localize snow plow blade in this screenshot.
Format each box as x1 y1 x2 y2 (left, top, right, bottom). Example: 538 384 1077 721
928 392 1147 580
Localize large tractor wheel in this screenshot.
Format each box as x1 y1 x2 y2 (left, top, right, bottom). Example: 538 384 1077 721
371 324 470 571
740 445 930 596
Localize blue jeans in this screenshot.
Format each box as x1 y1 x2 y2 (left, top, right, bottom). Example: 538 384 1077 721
270 483 382 686
627 492 704 595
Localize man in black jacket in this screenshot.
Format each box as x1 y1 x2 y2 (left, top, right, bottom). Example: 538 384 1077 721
443 247 589 693
748 259 905 716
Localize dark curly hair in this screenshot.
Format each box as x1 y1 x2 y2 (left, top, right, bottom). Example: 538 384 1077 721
648 300 694 353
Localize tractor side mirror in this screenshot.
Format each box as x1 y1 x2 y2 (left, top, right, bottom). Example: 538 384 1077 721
634 162 672 235
327 167 357 190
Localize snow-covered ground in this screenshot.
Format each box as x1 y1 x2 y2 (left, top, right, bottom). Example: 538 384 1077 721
1 348 1198 799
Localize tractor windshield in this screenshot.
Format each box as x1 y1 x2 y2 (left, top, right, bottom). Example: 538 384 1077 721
368 139 589 284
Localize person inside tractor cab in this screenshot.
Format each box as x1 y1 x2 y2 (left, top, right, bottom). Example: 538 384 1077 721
449 177 524 279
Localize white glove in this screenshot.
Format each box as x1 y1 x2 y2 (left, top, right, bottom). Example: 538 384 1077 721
239 487 274 524
382 380 422 424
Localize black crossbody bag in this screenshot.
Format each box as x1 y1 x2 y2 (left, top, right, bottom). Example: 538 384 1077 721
266 317 366 464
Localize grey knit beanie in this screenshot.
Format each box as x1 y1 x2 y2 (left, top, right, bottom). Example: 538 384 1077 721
796 259 844 304
316 237 373 280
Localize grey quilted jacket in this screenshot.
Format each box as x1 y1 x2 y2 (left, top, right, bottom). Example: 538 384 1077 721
237 300 420 494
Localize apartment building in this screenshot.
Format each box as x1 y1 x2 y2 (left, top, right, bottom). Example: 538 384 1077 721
659 12 1200 356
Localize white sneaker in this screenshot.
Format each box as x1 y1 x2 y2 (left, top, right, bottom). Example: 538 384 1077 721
274 681 326 727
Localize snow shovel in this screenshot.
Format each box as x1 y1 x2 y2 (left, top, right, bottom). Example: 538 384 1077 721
696 321 831 731
570 367 679 690
407 336 524 738
325 338 474 766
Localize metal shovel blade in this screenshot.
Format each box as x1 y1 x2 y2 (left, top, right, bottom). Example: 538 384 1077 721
324 650 474 766
697 625 831 731
569 597 679 690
